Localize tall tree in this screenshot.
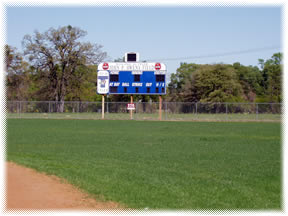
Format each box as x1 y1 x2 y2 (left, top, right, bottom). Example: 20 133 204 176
65 65 99 101
233 62 263 102
5 45 31 100
167 62 200 101
22 25 107 111
258 52 282 102
183 64 243 102
168 63 243 102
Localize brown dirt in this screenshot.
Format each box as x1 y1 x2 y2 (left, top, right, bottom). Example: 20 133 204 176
5 162 121 210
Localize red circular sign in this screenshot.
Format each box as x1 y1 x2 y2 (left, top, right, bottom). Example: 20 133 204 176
103 62 109 70
155 63 161 70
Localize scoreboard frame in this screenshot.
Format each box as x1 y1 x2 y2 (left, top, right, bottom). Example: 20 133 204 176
97 62 167 95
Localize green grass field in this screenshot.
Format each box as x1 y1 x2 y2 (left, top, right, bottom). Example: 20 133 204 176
7 119 281 209
7 112 281 121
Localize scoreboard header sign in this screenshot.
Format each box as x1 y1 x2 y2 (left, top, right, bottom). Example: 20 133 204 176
97 62 167 95
98 62 166 72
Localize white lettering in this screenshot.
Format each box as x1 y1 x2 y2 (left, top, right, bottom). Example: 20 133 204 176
122 83 130 87
103 63 166 71
132 83 143 87
131 71 143 75
146 83 152 87
154 70 166 75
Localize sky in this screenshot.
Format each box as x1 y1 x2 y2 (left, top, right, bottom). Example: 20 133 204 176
5 6 282 80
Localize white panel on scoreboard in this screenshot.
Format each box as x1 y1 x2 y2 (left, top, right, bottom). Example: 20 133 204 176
97 70 109 94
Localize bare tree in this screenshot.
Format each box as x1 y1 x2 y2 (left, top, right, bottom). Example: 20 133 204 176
22 25 107 112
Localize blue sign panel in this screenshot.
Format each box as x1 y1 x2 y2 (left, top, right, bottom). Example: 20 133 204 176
97 62 166 95
108 71 165 95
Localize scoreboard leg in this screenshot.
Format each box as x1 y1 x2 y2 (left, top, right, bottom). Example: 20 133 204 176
130 95 133 120
159 95 162 121
102 95 105 119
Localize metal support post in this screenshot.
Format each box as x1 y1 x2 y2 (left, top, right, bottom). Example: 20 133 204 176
195 102 198 118
226 103 228 121
17 101 20 118
165 102 168 120
256 103 258 120
159 96 162 121
130 95 133 120
19 101 22 118
106 95 109 113
102 95 105 119
77 101 80 119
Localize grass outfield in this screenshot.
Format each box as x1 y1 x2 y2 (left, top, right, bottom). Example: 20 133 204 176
7 119 281 209
7 112 281 121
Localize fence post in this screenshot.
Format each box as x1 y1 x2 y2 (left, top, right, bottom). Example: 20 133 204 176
16 101 20 118
256 103 258 120
159 96 162 121
16 101 19 115
102 95 105 119
19 101 22 118
195 102 198 116
165 102 168 120
130 95 133 120
77 101 80 119
226 103 228 121
106 95 109 114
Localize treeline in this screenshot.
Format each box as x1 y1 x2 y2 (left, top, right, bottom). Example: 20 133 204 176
5 26 282 107
6 26 106 112
167 53 282 103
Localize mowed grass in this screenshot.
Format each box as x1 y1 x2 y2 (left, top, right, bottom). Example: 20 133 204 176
7 112 281 121
7 119 281 209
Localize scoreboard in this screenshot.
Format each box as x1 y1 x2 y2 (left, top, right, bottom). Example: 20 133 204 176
97 62 166 95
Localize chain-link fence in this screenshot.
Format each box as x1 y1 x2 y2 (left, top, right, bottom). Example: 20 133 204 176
6 101 281 121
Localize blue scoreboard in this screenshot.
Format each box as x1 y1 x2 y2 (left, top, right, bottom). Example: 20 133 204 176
97 62 166 95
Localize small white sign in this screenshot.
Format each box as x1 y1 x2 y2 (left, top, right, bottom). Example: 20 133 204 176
127 103 135 110
97 70 109 94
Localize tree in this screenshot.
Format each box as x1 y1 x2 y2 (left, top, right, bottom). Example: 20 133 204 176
5 45 32 100
65 65 99 101
233 62 263 102
258 52 282 102
168 63 243 103
22 25 107 112
167 62 200 101
114 57 124 62
183 64 243 103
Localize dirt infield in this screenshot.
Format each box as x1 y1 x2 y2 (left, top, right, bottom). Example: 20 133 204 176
5 162 121 210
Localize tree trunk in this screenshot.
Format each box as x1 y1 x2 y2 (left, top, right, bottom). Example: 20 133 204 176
56 99 65 112
56 69 67 113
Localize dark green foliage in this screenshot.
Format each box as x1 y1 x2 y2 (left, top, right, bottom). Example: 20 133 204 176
258 53 282 102
232 62 263 101
5 32 282 104
7 119 281 209
168 53 282 103
189 64 243 102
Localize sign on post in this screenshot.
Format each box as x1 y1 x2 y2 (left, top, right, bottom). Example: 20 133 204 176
127 103 135 110
97 52 166 121
97 62 166 95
